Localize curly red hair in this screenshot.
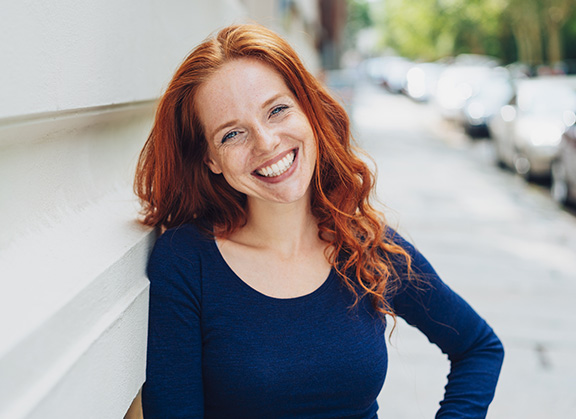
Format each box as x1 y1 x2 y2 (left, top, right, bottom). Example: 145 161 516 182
134 24 411 318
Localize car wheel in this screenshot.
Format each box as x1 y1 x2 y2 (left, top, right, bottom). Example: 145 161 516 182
551 159 570 205
493 143 509 169
495 158 507 169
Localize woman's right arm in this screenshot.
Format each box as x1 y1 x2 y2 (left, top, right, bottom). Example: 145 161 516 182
142 233 204 418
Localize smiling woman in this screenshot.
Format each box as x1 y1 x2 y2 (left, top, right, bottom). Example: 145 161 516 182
134 24 504 418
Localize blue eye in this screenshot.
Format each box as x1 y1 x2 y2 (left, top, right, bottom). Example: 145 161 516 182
222 130 239 143
270 105 288 117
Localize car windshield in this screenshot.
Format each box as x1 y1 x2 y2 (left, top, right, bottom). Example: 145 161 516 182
475 77 513 104
518 82 576 115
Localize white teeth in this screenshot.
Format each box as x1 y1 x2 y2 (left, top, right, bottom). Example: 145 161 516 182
256 151 295 177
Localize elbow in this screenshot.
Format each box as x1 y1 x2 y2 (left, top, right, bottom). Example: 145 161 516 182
481 329 505 377
453 328 505 372
493 333 505 366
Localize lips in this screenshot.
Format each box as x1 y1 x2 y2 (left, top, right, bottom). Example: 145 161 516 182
255 150 296 177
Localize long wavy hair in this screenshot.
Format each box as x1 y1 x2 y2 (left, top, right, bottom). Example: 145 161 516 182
134 24 412 318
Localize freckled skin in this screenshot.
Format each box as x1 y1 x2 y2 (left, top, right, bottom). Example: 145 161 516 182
196 58 317 206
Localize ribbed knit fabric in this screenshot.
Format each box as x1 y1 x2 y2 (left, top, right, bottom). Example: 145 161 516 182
142 224 503 418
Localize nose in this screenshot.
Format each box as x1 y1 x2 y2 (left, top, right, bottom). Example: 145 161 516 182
252 123 280 153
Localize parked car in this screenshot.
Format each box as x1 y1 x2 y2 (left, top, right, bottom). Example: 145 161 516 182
488 76 576 180
404 62 446 102
453 53 499 68
460 68 514 138
383 57 413 94
551 122 576 206
363 56 409 88
434 65 495 122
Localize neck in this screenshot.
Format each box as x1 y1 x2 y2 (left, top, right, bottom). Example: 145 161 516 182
235 193 320 257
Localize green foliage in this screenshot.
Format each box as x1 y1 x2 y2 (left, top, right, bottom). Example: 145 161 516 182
364 0 576 65
347 0 373 31
563 13 576 66
377 0 449 60
375 0 507 61
345 0 374 50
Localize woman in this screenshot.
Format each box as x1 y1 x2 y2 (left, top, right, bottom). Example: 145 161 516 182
135 24 504 418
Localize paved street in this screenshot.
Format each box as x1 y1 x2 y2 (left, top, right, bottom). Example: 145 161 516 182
346 81 576 418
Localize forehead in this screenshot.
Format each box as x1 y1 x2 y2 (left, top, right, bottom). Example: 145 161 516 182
206 58 287 92
195 59 292 123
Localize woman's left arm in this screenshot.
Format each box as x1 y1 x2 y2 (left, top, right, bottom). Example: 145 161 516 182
389 232 504 419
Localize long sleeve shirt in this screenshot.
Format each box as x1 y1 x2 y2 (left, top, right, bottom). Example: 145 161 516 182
142 224 504 418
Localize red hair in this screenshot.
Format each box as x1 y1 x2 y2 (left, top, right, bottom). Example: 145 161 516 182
134 24 412 318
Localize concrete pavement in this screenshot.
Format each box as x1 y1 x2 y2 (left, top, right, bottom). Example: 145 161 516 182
349 82 576 418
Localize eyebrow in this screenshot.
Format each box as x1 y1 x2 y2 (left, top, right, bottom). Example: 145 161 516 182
209 93 289 141
211 119 239 142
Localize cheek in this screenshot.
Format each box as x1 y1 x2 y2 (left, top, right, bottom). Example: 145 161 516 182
215 148 249 177
285 117 314 144
296 118 315 144
301 126 317 156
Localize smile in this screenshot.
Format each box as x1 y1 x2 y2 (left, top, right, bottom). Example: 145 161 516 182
255 150 296 177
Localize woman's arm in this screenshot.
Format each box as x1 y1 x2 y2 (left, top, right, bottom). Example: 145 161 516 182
390 232 504 418
142 232 204 418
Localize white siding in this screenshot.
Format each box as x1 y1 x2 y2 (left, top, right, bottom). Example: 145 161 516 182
0 1 245 418
0 0 320 417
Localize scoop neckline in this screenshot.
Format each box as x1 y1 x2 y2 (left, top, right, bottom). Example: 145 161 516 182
209 238 336 303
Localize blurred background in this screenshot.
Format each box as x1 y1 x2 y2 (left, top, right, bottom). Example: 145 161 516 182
330 1 576 418
1 1 575 418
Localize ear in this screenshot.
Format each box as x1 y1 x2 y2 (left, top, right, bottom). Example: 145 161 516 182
205 156 223 175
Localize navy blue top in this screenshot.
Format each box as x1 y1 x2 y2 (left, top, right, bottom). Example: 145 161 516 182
142 224 503 418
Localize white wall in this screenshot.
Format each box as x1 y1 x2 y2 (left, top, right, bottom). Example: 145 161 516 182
0 1 321 417
0 0 246 120
0 1 245 418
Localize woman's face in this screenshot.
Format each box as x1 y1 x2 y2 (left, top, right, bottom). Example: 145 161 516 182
196 58 317 207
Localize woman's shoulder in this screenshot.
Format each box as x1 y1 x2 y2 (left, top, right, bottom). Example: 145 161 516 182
158 223 213 248
154 224 214 254
148 223 213 271
147 224 209 305
381 226 435 278
381 226 419 264
383 225 414 251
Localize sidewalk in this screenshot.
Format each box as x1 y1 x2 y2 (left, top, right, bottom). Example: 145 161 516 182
350 82 576 418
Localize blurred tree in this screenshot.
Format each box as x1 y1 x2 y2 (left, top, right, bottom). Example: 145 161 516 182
448 0 508 57
344 0 379 57
542 0 576 65
365 0 576 67
376 0 506 61
504 0 576 67
346 0 373 39
505 0 544 65
563 12 576 71
377 0 450 60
